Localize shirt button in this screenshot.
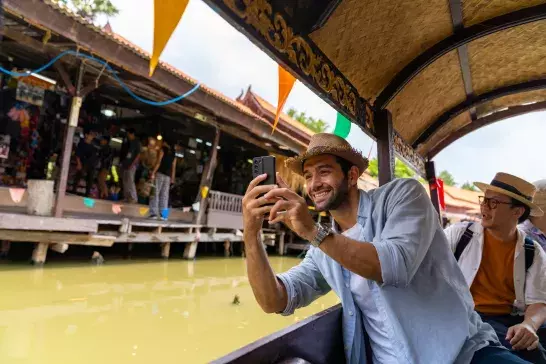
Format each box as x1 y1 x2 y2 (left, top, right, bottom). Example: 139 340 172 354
345 283 350 288
349 310 354 316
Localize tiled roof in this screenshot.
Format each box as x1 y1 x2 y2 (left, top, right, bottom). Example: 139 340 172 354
41 0 288 132
443 185 481 209
358 173 480 211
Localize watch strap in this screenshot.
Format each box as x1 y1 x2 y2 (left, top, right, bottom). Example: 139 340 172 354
310 222 332 247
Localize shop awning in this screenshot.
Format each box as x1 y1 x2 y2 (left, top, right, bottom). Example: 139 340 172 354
1 0 312 156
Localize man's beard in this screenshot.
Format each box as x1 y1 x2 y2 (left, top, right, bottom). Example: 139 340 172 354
314 177 349 212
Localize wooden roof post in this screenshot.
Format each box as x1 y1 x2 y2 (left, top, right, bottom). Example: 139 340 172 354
376 109 394 186
425 160 442 223
54 62 85 217
194 127 221 225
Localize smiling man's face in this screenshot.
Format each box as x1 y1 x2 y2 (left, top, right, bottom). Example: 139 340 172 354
480 190 523 230
303 154 350 212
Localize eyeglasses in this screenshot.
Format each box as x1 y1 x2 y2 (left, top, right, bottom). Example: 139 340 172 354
478 196 513 210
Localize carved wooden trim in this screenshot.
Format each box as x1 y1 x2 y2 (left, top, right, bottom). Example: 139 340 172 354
393 132 426 177
206 0 374 133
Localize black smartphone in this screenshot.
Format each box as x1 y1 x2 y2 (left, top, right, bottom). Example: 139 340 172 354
253 156 276 185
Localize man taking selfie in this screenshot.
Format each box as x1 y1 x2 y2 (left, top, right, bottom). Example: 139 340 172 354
242 133 528 364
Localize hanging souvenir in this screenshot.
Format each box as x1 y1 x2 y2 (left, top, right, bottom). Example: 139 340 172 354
0 135 10 159
30 130 39 149
15 73 55 107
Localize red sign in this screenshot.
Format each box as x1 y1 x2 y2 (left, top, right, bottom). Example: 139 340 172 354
437 178 446 211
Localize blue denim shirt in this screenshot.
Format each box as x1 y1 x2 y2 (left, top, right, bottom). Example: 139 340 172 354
277 179 499 364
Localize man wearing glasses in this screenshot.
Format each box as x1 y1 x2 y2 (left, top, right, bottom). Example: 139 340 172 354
445 173 546 363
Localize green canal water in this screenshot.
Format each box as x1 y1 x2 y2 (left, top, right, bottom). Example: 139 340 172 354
0 257 339 363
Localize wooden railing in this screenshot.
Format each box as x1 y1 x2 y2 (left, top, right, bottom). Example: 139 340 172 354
208 190 243 213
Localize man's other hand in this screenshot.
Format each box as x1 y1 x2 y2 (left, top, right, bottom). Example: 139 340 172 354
506 322 539 351
265 173 316 241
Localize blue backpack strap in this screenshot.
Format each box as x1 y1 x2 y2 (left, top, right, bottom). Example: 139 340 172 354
454 223 474 261
524 236 536 272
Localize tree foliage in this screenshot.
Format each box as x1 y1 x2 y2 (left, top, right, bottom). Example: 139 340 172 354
367 158 378 177
367 158 417 179
438 170 456 186
287 108 328 133
461 182 478 191
59 0 119 20
394 160 415 179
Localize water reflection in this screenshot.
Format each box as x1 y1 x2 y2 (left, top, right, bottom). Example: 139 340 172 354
0 257 338 364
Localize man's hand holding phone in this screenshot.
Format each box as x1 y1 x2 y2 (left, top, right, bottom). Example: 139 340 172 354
242 174 278 237
243 171 317 244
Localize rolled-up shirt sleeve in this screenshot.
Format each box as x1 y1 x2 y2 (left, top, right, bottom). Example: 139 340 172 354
373 179 438 288
525 241 546 305
276 248 331 316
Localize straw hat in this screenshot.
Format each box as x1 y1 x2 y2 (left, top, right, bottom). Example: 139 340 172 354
533 179 546 212
285 133 368 175
474 173 544 217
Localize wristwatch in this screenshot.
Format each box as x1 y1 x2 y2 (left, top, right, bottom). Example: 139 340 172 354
310 222 334 248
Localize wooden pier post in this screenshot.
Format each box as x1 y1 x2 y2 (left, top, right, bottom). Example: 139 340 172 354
126 243 134 259
31 242 49 266
278 231 285 256
0 241 11 258
224 240 231 257
54 62 85 217
183 240 198 260
161 242 171 259
195 128 221 225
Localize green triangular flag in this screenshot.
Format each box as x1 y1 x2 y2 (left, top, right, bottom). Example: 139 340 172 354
333 113 351 138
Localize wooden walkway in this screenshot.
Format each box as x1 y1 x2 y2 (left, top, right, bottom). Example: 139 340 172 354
0 209 246 265
0 188 293 265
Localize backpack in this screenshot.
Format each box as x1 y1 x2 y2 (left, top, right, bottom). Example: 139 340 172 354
454 223 535 272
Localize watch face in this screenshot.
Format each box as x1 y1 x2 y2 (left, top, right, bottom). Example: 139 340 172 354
311 224 330 247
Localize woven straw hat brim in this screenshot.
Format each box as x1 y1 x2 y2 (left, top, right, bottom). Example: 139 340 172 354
533 180 546 211
285 145 368 175
474 182 544 217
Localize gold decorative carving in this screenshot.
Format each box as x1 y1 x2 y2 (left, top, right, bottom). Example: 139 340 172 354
222 0 360 119
393 132 425 176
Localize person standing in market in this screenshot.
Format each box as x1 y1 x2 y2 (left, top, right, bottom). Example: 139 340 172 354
73 129 98 197
148 141 177 220
96 136 114 200
242 133 526 364
520 179 546 249
121 128 141 204
444 173 546 363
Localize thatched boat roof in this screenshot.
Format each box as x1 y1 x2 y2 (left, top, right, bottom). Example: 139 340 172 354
201 0 546 174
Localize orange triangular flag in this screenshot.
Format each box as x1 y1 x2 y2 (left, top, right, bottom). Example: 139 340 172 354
273 65 296 133
150 0 190 76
